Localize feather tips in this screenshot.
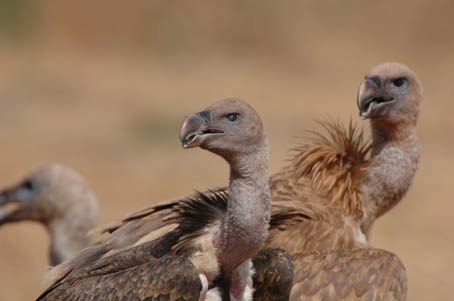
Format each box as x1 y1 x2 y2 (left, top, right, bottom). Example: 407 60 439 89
289 119 371 218
290 248 407 300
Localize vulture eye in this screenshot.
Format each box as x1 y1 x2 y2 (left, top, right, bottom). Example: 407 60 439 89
225 113 240 123
392 77 407 88
15 179 36 201
22 180 33 191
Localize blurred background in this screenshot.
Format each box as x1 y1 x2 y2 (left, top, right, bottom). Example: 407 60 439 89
0 1 452 300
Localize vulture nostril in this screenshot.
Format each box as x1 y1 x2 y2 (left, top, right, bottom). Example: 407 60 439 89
0 193 6 205
186 134 196 143
368 76 382 89
198 111 211 125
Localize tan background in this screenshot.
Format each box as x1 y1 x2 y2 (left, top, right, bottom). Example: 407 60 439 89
0 1 452 300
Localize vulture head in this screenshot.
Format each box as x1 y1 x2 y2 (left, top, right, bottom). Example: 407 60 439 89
180 97 266 161
0 164 98 226
357 62 423 125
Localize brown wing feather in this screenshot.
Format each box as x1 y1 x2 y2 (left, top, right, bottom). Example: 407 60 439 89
38 254 201 301
97 199 179 234
290 248 407 301
38 255 202 301
285 119 371 219
44 228 182 286
252 248 294 301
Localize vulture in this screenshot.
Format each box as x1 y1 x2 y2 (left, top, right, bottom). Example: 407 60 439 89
44 62 421 300
0 164 99 265
38 98 292 300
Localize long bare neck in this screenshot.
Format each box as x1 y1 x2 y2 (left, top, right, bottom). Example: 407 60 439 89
218 142 271 273
362 120 419 222
47 214 94 265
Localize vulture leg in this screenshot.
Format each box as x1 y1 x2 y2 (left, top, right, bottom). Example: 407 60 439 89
290 248 407 301
252 248 294 301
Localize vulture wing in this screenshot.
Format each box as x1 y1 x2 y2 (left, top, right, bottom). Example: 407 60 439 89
37 253 201 301
43 192 224 291
290 248 407 301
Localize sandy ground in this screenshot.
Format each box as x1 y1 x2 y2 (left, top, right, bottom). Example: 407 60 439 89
0 45 452 300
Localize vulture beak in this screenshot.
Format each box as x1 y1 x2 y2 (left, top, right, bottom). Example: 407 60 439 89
357 76 394 120
0 186 24 225
180 110 224 149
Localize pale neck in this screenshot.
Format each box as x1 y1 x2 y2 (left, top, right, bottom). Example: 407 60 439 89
218 143 271 273
47 215 92 265
370 120 416 152
362 120 419 221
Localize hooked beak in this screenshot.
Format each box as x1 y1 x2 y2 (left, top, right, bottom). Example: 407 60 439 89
357 76 395 120
0 186 23 225
179 110 224 149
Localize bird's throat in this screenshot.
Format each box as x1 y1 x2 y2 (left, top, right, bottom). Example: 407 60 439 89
218 150 270 273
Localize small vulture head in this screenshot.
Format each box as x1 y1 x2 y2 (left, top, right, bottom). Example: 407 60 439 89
357 62 423 125
179 97 265 160
0 164 98 226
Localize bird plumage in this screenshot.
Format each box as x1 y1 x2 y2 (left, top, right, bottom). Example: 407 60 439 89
39 253 202 301
290 248 407 300
252 248 294 301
